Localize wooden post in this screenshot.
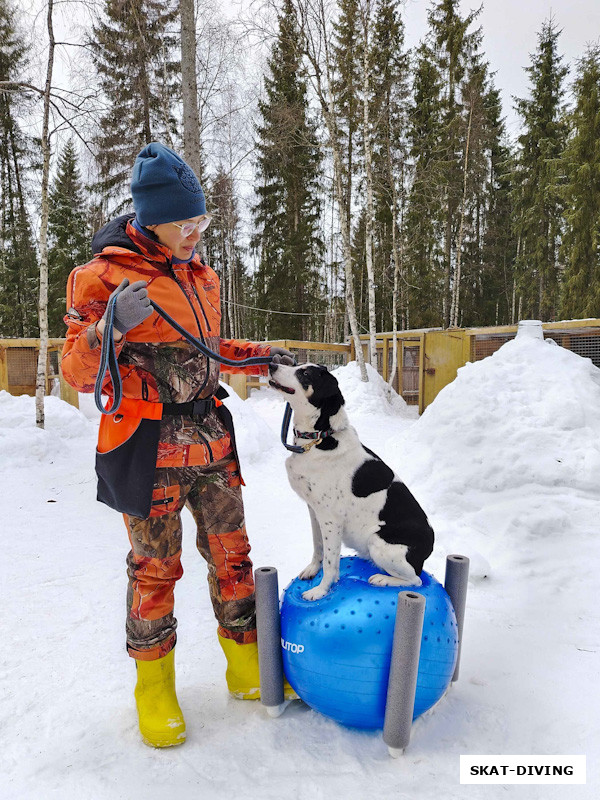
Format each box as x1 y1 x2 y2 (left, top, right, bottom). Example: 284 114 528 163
418 333 426 415
382 335 389 383
0 346 8 393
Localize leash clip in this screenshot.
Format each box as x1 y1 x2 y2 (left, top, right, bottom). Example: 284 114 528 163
301 437 322 451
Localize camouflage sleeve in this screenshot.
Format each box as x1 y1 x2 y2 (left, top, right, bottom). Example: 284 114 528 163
61 263 126 393
218 339 271 376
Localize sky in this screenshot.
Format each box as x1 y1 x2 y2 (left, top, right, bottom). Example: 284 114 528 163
401 0 600 133
229 0 600 134
24 0 600 141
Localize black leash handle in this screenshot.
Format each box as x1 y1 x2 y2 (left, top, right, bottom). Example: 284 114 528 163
94 293 273 415
280 402 305 453
94 288 124 414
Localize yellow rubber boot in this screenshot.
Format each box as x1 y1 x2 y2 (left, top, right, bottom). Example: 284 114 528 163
134 649 186 748
218 634 298 701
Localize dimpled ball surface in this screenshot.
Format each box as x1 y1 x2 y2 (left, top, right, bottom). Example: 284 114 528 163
280 556 458 730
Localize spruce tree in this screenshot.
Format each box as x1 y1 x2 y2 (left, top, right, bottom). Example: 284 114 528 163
90 0 179 214
512 19 568 321
427 0 483 326
370 0 409 330
404 41 445 328
332 0 361 243
204 167 248 340
251 0 324 341
560 46 600 318
47 140 90 337
450 55 504 327
479 85 517 325
0 0 38 336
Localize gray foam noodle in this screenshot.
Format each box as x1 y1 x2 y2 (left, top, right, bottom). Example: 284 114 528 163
383 591 426 754
255 566 285 708
444 555 470 681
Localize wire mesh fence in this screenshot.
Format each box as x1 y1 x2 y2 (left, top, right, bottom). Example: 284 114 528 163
474 328 600 369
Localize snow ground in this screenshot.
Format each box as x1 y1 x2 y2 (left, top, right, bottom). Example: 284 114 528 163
0 336 598 799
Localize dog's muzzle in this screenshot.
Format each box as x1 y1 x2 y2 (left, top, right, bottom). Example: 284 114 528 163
269 379 295 394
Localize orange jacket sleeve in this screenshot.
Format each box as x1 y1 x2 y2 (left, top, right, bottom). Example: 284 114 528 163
218 339 272 376
61 263 126 393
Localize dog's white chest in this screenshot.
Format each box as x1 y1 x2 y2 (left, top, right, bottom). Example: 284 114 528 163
286 444 384 536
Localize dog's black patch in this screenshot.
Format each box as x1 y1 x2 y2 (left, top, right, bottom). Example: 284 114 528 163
316 436 338 450
376 481 434 574
297 365 345 433
352 459 394 497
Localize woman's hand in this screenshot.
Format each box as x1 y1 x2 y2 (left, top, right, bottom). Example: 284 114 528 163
101 279 153 338
270 346 295 366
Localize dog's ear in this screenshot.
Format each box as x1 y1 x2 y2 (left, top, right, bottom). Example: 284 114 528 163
308 367 345 425
308 366 340 402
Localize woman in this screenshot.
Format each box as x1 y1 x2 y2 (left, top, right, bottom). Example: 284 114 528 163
61 142 294 748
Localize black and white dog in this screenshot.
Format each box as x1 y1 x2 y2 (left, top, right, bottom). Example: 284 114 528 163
269 362 434 601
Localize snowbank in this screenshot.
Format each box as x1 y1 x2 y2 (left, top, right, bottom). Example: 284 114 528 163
391 335 600 497
0 390 96 469
220 381 279 462
332 360 413 418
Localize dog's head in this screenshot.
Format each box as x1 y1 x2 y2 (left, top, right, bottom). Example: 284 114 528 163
268 362 345 431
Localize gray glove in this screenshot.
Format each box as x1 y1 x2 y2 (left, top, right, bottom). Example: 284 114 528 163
104 279 153 335
270 346 295 366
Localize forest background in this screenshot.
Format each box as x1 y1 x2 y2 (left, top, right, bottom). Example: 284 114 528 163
1 0 600 355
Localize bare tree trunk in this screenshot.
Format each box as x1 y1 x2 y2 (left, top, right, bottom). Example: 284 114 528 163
227 226 235 337
160 41 174 148
292 0 367 380
35 0 55 429
511 277 516 324
387 149 402 398
180 0 202 179
361 1 377 370
450 98 473 328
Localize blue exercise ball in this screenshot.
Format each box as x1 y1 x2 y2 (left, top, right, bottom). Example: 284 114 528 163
280 556 458 730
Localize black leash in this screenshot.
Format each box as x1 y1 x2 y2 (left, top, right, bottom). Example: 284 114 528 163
280 402 305 454
95 289 124 415
94 285 272 416
94 284 310 456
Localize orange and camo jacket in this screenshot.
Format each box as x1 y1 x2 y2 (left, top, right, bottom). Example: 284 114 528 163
61 216 271 468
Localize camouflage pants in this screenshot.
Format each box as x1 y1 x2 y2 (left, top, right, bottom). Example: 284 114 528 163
124 455 256 660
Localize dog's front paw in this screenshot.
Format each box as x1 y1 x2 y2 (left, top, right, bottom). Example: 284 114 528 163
302 584 331 601
298 561 321 580
368 573 421 587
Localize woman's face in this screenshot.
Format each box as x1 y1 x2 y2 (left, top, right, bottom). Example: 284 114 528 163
146 216 205 260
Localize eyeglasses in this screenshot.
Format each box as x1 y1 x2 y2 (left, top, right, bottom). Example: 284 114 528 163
171 215 212 237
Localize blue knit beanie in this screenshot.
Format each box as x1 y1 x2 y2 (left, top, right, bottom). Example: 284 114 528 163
131 142 206 226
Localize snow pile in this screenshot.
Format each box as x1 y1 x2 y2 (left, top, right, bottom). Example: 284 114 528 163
220 381 279 462
391 335 600 498
0 390 96 469
332 360 412 418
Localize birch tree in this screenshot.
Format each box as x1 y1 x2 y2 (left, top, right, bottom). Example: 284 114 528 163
289 0 367 379
359 0 377 368
180 0 203 180
34 0 56 428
